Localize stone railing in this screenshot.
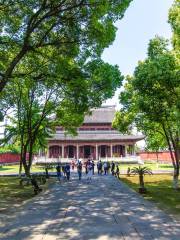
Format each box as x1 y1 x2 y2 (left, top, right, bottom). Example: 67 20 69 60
99 156 143 164
33 155 143 164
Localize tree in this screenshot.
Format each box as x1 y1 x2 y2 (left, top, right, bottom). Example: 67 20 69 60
113 36 180 189
168 0 180 53
145 131 167 164
0 0 132 92
0 111 3 121
130 166 152 193
1 57 123 176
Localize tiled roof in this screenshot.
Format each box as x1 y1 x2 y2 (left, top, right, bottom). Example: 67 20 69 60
84 106 116 123
49 130 144 142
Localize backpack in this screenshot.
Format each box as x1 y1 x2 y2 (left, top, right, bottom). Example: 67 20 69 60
98 162 102 169
77 163 82 171
65 165 70 173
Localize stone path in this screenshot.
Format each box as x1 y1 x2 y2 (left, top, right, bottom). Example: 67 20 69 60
1 174 180 240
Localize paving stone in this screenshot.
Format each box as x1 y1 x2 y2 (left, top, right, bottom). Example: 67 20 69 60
1 174 180 240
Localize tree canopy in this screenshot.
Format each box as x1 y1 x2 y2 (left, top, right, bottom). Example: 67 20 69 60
0 0 132 92
0 1 132 175
168 0 180 52
1 56 123 175
113 35 180 188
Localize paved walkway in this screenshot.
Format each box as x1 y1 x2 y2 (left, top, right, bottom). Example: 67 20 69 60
1 174 180 240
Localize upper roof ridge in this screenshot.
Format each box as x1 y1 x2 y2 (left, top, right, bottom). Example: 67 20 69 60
84 105 116 123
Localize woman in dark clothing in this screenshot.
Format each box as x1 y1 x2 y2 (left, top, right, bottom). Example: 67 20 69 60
111 161 115 175
77 161 82 180
65 163 71 181
56 164 61 181
115 165 120 179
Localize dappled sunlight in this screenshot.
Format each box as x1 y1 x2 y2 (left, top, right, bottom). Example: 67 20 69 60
1 174 180 239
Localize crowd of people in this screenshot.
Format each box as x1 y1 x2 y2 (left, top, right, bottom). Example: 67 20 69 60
55 159 120 182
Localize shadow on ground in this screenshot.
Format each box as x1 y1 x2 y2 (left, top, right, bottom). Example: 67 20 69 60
1 174 180 240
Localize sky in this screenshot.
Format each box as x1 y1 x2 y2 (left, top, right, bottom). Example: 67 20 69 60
103 0 174 107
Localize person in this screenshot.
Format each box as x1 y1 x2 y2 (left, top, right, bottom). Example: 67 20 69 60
65 163 71 181
103 161 108 175
127 167 131 177
87 160 93 181
97 160 102 175
107 161 111 174
62 165 66 179
84 160 88 174
71 159 75 171
115 165 120 179
56 164 61 182
92 160 95 175
77 160 82 180
111 161 115 175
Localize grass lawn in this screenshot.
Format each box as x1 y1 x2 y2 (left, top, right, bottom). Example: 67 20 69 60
0 164 56 174
0 162 173 174
120 174 180 216
118 162 173 171
0 176 55 214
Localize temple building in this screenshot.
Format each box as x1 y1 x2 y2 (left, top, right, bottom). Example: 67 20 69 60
47 106 144 160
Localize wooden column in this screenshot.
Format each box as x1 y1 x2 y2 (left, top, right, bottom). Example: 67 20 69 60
96 144 98 160
132 144 135 155
77 144 79 159
124 145 127 157
62 144 64 158
110 144 113 158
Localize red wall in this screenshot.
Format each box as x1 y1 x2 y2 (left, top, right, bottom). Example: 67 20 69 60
138 151 174 163
0 153 20 164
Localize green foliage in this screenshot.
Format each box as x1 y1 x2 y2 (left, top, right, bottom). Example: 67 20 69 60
1 57 123 175
0 0 131 176
0 144 20 154
168 0 180 52
145 129 167 152
114 35 180 172
147 36 169 59
0 111 3 121
0 0 132 92
130 166 153 176
113 110 135 134
130 166 152 190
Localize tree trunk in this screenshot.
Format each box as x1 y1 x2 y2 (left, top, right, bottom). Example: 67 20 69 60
173 146 180 190
162 124 179 189
19 159 23 177
173 166 179 190
19 147 23 177
21 145 30 177
139 174 144 188
27 141 34 174
170 134 180 190
156 150 159 169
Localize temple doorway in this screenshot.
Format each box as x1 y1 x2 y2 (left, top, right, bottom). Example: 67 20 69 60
100 145 106 157
113 145 125 157
67 145 75 158
84 146 91 158
49 146 61 158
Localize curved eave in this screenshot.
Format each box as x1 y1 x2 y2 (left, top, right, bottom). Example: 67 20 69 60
48 134 145 142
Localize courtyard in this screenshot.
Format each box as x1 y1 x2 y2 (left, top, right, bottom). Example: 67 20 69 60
1 173 180 240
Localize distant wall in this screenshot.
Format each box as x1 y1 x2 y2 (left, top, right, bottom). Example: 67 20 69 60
0 153 20 164
138 151 174 163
